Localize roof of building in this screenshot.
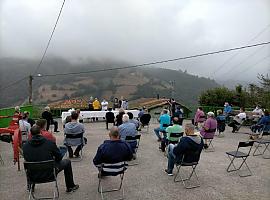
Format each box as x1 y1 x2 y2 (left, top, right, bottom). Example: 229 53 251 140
129 98 191 112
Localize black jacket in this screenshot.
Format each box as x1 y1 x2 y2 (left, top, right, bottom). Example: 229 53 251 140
173 135 204 164
106 111 115 123
93 140 133 165
23 135 62 181
23 135 62 162
42 111 53 124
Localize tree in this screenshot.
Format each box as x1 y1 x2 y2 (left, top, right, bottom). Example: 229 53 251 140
199 74 270 109
199 87 234 106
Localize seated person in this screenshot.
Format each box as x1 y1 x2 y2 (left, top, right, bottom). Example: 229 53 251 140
138 108 145 119
172 106 184 125
23 125 79 193
200 112 217 149
93 127 133 175
105 108 115 130
9 106 22 127
115 108 125 126
224 102 233 123
216 110 226 133
28 119 56 143
165 123 204 176
228 107 246 133
251 105 264 123
138 109 151 130
19 112 31 134
118 114 138 153
127 112 140 130
250 110 270 135
154 109 171 142
194 107 206 129
64 112 85 158
19 112 31 142
23 111 35 127
160 117 183 152
42 106 59 132
76 109 83 123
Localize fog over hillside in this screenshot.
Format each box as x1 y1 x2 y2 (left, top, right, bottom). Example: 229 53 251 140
0 57 220 108
1 0 269 83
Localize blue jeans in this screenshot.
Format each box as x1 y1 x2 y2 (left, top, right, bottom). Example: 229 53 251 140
167 144 176 173
59 146 68 159
154 127 162 140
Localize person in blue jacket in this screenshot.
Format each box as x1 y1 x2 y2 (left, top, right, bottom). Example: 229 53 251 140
154 109 171 142
250 110 270 134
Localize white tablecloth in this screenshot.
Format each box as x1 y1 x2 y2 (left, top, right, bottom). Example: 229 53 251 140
61 110 140 122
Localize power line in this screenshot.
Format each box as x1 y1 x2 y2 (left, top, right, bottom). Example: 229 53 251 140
36 41 270 77
229 54 270 80
33 0 66 74
210 24 270 77
217 45 266 78
1 41 270 91
0 76 28 91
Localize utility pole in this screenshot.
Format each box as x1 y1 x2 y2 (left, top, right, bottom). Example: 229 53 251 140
170 80 175 99
28 75 33 104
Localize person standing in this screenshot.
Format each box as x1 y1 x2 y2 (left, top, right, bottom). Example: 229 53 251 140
113 97 119 110
101 99 109 111
93 98 101 121
88 96 94 111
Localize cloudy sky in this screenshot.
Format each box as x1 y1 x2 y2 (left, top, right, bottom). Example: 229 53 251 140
1 0 270 81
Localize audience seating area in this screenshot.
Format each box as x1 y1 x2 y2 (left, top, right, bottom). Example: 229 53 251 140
0 120 269 200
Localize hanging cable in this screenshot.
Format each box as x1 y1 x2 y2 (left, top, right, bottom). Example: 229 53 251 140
36 41 270 77
210 24 270 77
33 0 66 74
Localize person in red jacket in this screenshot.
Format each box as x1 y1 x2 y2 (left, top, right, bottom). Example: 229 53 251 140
9 106 22 128
28 119 56 143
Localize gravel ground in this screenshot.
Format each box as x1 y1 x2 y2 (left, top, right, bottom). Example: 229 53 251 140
0 120 269 200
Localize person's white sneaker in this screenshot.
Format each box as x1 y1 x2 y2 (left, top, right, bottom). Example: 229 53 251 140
165 169 173 176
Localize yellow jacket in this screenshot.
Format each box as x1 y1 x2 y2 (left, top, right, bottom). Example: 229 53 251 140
93 100 101 110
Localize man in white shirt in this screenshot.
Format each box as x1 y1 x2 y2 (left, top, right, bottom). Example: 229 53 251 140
101 99 109 111
252 105 263 122
229 107 246 133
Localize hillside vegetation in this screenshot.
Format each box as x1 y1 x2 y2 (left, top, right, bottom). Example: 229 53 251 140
0 57 219 108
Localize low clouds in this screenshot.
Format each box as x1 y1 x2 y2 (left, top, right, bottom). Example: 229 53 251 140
1 0 270 81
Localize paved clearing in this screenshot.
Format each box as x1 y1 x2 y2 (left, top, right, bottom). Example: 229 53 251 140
0 120 269 200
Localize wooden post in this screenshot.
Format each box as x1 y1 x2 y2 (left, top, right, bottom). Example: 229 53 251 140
29 75 33 104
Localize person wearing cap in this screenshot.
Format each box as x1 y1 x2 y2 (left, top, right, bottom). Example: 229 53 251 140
200 112 217 149
165 123 204 176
